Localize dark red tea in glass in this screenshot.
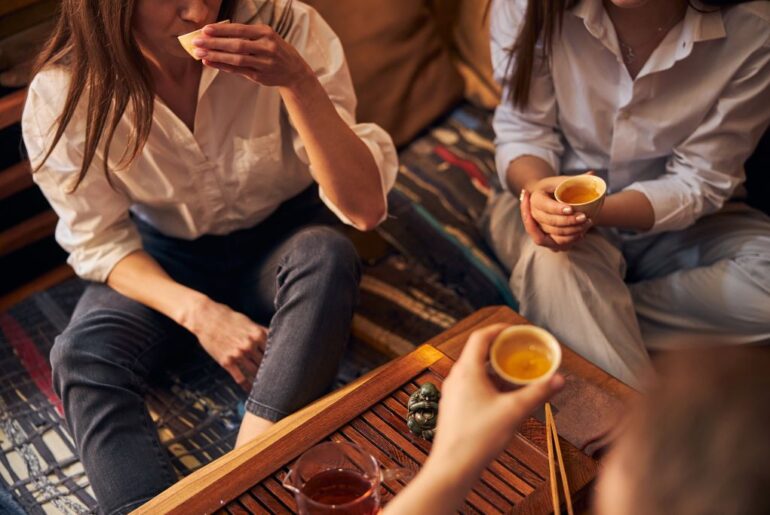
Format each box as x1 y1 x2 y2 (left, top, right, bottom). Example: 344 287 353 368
283 442 383 515
300 469 378 514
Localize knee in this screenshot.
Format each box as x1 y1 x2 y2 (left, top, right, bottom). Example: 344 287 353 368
285 227 361 284
515 244 584 285
50 314 132 395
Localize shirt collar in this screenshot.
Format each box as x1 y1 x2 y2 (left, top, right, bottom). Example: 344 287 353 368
233 0 262 25
570 0 727 76
570 0 726 42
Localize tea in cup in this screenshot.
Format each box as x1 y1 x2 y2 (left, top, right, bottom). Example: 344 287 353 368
283 441 411 514
490 325 562 387
554 174 607 219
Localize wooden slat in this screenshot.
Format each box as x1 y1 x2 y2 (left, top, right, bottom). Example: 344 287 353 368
249 485 288 514
133 345 445 515
0 161 33 200
0 0 42 18
0 89 26 131
0 0 57 40
262 477 296 511
0 263 73 311
236 494 269 515
0 209 57 256
227 503 255 515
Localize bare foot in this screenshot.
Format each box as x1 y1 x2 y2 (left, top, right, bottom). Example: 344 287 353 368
235 412 275 448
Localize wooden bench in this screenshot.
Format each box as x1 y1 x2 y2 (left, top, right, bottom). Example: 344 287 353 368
0 87 74 310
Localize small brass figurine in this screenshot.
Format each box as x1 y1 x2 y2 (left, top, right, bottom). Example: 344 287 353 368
407 382 441 440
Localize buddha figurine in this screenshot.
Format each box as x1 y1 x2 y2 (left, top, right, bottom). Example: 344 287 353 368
407 382 441 440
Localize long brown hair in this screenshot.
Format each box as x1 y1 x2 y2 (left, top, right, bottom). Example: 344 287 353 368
504 0 759 110
504 0 576 109
618 346 770 515
31 0 242 191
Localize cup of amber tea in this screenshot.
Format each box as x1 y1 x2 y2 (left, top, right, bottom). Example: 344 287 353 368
489 325 562 388
554 174 607 219
283 441 411 514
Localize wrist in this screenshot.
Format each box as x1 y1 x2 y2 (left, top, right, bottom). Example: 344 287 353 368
280 63 317 99
175 291 212 331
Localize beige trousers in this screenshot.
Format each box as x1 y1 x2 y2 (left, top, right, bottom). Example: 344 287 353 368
483 192 770 389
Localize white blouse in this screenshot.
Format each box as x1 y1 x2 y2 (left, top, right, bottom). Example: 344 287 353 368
491 0 770 234
22 0 398 282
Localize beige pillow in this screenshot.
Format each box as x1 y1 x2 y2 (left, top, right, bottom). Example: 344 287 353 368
432 0 501 109
306 0 464 146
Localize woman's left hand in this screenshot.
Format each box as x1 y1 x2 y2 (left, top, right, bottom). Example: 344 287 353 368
192 22 311 88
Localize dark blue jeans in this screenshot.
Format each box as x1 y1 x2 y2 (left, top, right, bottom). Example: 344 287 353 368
49 188 361 514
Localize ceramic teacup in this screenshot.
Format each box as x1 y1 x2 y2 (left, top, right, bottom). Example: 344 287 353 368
554 174 607 220
489 325 562 388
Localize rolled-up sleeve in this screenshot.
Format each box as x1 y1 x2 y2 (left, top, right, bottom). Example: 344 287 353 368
624 36 770 234
490 0 563 189
22 74 143 282
284 4 398 227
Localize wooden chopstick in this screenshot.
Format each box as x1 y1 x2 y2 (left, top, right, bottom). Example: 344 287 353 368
546 402 574 515
545 402 560 515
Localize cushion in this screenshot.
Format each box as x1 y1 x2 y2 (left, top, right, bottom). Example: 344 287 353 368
306 0 465 146
432 0 501 109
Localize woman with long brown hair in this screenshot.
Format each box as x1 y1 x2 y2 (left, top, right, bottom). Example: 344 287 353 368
22 0 397 512
482 0 770 387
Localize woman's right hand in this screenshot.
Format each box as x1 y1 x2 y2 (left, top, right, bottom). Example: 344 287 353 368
523 176 592 250
430 324 564 475
182 297 268 390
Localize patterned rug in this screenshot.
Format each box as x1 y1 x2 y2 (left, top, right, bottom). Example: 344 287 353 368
0 102 509 514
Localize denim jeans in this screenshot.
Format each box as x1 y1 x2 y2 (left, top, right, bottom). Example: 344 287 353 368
49 188 361 514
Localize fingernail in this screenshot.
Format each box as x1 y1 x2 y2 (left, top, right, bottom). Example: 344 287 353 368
519 189 526 201
562 206 573 214
203 25 216 34
193 48 207 58
576 213 586 222
192 37 204 46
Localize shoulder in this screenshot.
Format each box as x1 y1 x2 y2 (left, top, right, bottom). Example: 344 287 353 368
22 66 73 138
25 65 72 108
722 2 770 48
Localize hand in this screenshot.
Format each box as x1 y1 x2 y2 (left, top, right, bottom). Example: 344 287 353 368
430 324 564 477
183 297 268 390
192 22 312 88
523 176 592 250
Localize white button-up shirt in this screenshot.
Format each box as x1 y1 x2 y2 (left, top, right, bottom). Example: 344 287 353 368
491 0 770 234
22 0 398 282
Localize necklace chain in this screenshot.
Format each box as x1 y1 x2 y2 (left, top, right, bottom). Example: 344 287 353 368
616 7 684 64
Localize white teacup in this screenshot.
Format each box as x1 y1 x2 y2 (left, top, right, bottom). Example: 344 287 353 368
554 174 607 220
489 325 562 388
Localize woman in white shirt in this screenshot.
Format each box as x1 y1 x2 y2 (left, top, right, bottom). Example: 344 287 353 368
484 0 770 387
22 0 397 512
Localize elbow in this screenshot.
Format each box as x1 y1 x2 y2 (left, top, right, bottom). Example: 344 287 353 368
352 200 387 232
